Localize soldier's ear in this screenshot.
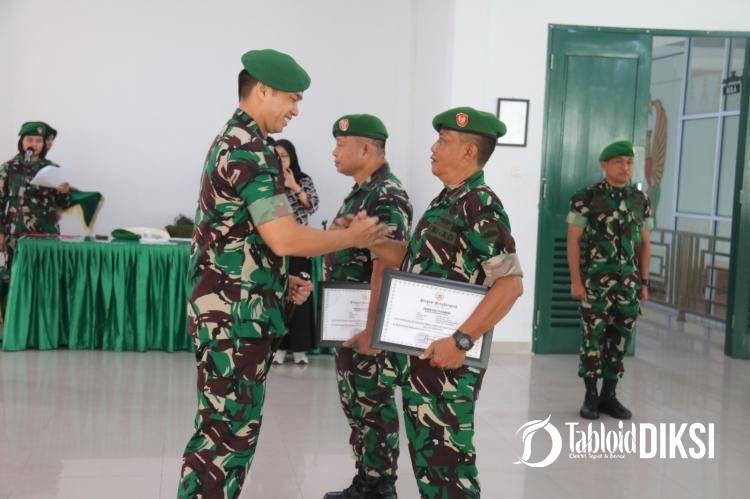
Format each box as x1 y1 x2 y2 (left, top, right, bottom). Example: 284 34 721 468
464 141 478 162
256 82 271 99
359 138 371 158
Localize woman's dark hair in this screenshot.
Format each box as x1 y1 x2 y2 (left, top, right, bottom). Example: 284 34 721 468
274 138 309 183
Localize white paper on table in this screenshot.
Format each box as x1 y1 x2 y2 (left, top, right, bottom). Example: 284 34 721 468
30 165 66 188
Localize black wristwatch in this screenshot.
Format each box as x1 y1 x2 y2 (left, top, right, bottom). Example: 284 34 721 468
452 330 474 351
641 278 650 287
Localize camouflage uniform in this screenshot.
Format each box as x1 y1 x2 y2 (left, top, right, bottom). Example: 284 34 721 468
381 170 521 499
0 155 71 289
567 179 654 380
324 163 412 480
179 108 294 499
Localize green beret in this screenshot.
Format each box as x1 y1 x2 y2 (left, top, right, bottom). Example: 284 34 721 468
40 122 57 138
111 229 141 242
432 106 506 139
241 49 310 92
18 121 47 137
332 114 388 141
599 140 634 162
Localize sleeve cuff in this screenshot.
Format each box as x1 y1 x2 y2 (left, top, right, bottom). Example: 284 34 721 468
566 212 588 227
481 253 524 286
248 193 293 226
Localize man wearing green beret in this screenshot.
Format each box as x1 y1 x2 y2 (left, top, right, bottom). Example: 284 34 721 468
323 114 412 499
369 106 524 498
32 121 103 229
0 122 72 313
178 49 389 499
566 140 653 420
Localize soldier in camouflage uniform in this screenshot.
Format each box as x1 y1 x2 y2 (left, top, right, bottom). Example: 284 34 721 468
323 114 412 499
0 122 71 307
178 50 388 499
370 107 524 499
566 140 653 420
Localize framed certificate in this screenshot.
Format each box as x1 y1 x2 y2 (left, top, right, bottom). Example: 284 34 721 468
372 270 493 368
317 282 371 347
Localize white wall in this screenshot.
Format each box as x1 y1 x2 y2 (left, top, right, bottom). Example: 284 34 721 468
2 0 416 234
407 0 456 214
6 0 750 346
449 0 750 344
0 1 10 144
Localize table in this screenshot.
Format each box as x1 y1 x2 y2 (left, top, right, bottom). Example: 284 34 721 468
2 237 192 352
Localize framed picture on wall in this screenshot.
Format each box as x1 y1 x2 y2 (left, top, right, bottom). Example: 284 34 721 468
496 98 529 147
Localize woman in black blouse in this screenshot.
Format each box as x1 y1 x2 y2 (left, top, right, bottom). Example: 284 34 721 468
273 139 319 364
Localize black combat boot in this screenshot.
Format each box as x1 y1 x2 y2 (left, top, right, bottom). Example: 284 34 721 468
579 377 600 419
598 379 632 419
371 475 397 499
324 470 372 499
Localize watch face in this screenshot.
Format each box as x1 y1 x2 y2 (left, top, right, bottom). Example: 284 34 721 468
453 331 474 351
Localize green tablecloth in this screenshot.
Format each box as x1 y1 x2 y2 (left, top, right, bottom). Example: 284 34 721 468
2 237 192 352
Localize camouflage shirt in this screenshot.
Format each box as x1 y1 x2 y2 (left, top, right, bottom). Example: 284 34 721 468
402 170 522 286
567 179 654 277
0 155 71 241
188 108 294 342
324 163 412 283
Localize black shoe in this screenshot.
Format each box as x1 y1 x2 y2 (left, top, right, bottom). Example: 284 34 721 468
324 473 370 499
371 475 397 499
324 473 397 499
579 377 600 419
598 379 632 419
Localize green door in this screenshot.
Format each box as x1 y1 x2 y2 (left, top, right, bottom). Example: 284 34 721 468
726 43 750 359
533 26 652 354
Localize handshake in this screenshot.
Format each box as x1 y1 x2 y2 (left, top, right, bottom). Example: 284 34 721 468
329 210 391 248
286 210 390 307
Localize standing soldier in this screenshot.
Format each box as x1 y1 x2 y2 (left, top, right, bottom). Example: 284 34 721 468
0 122 71 312
566 140 653 420
370 107 524 498
178 49 388 499
323 114 412 499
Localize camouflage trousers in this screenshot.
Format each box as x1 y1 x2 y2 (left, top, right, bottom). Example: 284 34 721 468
381 352 485 499
578 273 640 380
178 336 276 499
334 347 399 478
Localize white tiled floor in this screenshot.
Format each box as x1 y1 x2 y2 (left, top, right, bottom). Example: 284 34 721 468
1 306 749 498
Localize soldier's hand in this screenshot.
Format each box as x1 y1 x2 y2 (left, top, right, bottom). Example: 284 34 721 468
330 214 356 231
0 233 5 251
347 211 390 248
570 281 585 301
57 182 71 194
639 285 649 302
420 337 465 370
288 275 313 305
342 329 381 356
